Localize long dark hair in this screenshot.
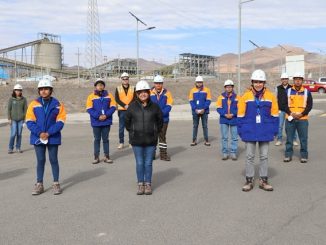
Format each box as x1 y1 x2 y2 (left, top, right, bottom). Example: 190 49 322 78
12 90 23 98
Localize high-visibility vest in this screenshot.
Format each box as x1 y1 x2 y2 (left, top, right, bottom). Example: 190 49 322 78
287 87 309 120
116 85 134 110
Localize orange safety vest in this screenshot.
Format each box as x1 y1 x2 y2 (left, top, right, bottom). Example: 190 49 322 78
116 85 135 110
287 87 309 120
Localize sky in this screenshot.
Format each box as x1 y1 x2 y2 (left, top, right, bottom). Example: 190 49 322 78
1 0 326 66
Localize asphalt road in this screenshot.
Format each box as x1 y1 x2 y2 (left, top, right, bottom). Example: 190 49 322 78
0 95 325 245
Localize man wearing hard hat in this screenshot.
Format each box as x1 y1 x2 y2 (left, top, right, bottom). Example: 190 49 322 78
275 72 299 146
188 76 212 146
216 79 240 160
283 72 313 163
150 75 173 161
237 69 278 192
115 72 135 149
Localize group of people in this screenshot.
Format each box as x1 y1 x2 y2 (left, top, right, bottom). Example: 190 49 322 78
6 68 313 195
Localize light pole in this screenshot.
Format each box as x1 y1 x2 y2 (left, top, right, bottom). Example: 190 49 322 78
249 40 261 72
238 0 255 94
129 12 155 79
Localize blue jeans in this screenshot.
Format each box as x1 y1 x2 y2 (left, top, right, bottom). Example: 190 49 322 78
277 111 297 141
192 113 208 142
34 144 59 182
8 120 24 150
285 120 309 158
132 145 156 183
118 110 126 144
93 126 110 156
220 124 238 154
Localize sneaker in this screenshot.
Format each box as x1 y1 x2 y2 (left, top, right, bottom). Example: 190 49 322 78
204 142 211 146
103 155 113 164
137 183 145 195
190 141 197 146
8 149 14 154
283 157 292 163
117 143 124 149
259 177 273 191
92 157 100 164
230 153 237 161
293 141 299 146
300 158 308 163
222 154 228 160
242 177 254 192
53 182 62 195
144 183 152 195
16 149 23 153
275 141 282 146
32 183 44 195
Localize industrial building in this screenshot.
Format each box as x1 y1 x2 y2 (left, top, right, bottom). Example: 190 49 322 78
94 58 137 77
179 53 216 77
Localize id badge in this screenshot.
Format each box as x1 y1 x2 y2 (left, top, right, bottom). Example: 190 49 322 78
256 115 261 124
196 100 199 105
101 109 105 115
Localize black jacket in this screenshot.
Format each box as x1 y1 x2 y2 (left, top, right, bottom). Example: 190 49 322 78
276 84 292 112
125 99 163 146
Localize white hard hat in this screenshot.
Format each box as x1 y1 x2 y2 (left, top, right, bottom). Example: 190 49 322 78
195 76 204 82
121 72 129 78
280 72 289 79
251 69 266 81
154 75 164 83
293 72 304 79
224 79 234 87
38 79 53 88
14 84 23 90
135 80 151 91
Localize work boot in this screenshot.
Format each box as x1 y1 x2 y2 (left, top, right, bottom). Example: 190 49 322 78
103 155 113 164
259 177 273 191
222 154 228 160
8 149 14 154
275 140 282 146
300 158 308 163
230 153 237 161
137 182 145 195
92 155 100 164
53 182 62 195
32 183 44 195
293 141 299 146
242 177 254 192
144 183 152 195
283 157 292 163
117 143 124 149
16 149 23 153
160 148 171 161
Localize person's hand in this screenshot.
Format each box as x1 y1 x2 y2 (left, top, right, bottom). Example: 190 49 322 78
99 115 107 121
225 114 233 119
124 105 129 110
8 119 12 125
40 132 49 140
200 109 205 115
195 109 200 114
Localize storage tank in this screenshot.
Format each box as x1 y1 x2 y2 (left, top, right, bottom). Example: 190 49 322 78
34 38 62 70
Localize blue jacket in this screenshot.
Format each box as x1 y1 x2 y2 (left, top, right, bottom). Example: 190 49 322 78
237 88 279 142
150 88 173 123
189 86 212 114
86 90 116 127
216 92 239 126
26 97 66 145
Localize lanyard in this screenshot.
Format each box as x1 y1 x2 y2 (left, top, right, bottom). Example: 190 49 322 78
255 97 261 115
156 89 163 101
41 98 50 115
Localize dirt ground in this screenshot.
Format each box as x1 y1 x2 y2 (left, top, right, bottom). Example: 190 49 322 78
0 77 280 118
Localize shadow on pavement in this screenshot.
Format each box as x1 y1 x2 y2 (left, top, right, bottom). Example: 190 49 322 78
153 168 183 190
110 147 133 160
61 167 106 190
0 168 28 181
168 146 187 157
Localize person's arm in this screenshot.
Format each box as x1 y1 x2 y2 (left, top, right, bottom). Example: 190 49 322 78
189 89 196 111
7 98 12 120
125 106 132 131
301 92 313 116
156 105 164 133
86 94 101 119
204 88 212 110
115 88 126 108
216 95 226 116
23 98 28 121
105 93 117 117
162 91 173 116
25 101 42 137
47 103 66 136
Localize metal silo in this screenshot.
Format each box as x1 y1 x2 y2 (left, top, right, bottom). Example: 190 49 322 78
34 33 62 70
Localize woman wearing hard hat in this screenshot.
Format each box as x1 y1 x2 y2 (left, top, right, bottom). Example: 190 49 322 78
237 69 279 192
7 84 27 153
25 79 66 195
125 80 163 195
216 80 240 160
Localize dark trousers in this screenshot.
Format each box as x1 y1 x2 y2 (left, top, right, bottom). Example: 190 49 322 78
192 113 208 142
93 126 110 157
34 144 59 183
118 110 126 144
285 119 309 159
